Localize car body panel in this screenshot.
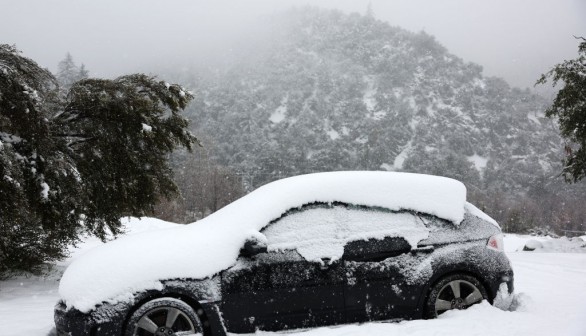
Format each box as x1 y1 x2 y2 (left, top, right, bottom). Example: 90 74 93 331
221 254 345 332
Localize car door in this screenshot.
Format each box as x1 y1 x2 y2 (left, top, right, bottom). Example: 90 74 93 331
340 210 428 322
220 204 346 332
259 251 345 330
220 253 272 333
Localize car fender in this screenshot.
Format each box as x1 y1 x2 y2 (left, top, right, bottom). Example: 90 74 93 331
414 242 503 314
120 275 226 336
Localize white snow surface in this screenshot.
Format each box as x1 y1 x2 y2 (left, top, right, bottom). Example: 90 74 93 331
141 123 152 132
504 234 586 253
59 172 471 312
326 129 340 140
269 97 288 123
263 206 428 262
2 224 586 336
467 154 489 172
363 76 377 112
40 181 50 200
393 141 412 170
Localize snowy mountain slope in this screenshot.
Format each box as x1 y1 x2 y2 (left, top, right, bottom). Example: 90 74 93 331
183 8 561 193
159 7 586 232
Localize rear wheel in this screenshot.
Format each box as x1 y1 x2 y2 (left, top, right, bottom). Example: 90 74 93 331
126 298 204 336
425 274 488 318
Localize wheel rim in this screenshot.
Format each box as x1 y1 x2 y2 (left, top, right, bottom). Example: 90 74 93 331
434 279 484 316
134 306 197 336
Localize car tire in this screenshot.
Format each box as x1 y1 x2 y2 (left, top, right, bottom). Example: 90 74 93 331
424 273 488 318
125 297 204 336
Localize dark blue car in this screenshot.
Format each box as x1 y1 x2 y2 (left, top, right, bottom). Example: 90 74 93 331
54 172 514 336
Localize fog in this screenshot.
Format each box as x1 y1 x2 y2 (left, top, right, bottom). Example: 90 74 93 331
1 0 584 89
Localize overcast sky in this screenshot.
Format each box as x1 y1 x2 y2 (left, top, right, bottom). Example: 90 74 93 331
1 0 584 89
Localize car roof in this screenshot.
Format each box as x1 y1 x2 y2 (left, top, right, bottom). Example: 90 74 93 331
198 171 468 230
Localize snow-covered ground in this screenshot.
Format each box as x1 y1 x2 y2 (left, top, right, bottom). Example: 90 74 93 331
0 218 585 336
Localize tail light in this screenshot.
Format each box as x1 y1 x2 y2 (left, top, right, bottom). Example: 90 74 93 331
487 234 504 252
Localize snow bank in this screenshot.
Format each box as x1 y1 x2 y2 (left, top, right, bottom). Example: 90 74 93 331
521 236 585 253
503 234 550 253
59 171 472 312
503 234 586 253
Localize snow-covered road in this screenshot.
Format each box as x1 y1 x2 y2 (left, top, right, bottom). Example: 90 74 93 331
1 222 585 336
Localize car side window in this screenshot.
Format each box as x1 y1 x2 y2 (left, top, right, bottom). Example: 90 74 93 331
261 203 427 262
417 213 462 244
418 213 453 230
343 236 411 262
261 203 341 261
340 208 419 262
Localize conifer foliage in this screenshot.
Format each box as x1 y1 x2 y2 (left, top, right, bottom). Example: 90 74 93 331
56 53 89 92
537 37 586 182
0 45 197 276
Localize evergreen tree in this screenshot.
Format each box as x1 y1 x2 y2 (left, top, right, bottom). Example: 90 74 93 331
56 52 88 92
55 74 198 238
78 63 89 79
537 37 586 182
366 2 374 19
0 45 197 276
1 45 80 275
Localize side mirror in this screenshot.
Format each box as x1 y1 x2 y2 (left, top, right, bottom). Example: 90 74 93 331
240 237 268 258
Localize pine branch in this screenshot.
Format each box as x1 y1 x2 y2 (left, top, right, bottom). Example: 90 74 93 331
52 133 89 138
67 137 96 147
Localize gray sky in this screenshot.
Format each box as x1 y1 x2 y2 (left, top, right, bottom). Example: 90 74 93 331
1 0 584 89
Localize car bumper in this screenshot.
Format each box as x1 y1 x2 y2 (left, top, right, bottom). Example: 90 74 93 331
54 301 127 336
55 299 227 336
501 273 514 293
485 268 514 304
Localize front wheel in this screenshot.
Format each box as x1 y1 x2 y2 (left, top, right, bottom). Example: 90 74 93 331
125 298 204 336
424 274 488 318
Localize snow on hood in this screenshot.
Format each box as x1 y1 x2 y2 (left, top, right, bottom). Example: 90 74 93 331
59 171 470 312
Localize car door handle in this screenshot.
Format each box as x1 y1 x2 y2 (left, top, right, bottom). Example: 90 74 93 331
411 246 434 254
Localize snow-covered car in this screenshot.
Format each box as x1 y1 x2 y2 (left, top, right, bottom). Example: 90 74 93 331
54 171 514 336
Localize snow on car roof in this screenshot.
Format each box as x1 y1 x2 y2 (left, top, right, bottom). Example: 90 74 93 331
59 171 475 312
205 171 468 226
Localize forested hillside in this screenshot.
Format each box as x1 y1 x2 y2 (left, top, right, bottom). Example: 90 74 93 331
161 8 584 234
